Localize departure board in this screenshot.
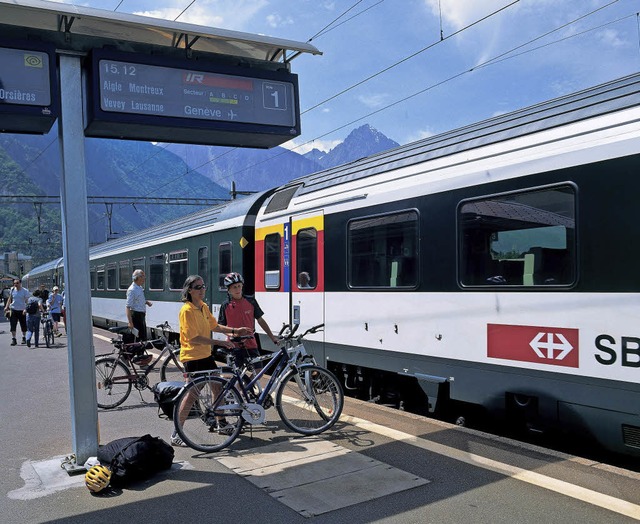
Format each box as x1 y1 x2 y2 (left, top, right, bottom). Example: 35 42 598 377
86 49 301 147
0 41 57 134
0 46 51 106
99 59 296 127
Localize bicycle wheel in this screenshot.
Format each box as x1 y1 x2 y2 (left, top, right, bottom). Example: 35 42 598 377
173 376 243 452
160 348 185 382
44 321 55 348
95 356 132 409
276 365 343 435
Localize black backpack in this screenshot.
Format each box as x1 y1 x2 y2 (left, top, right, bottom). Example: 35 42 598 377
151 381 186 420
97 434 174 487
25 299 38 315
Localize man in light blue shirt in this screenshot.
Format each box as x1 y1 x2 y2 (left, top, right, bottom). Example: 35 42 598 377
4 279 30 346
125 270 152 341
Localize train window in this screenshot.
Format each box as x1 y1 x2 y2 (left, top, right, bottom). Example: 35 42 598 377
106 263 117 290
132 257 145 276
218 242 231 290
458 185 576 287
348 211 419 288
198 247 209 280
149 254 164 291
90 267 96 291
97 265 105 291
169 250 188 290
264 233 281 289
296 228 317 290
119 260 131 290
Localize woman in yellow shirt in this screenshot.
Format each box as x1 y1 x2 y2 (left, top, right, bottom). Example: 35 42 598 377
172 274 252 447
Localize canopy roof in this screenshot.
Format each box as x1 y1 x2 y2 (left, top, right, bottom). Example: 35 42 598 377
0 0 321 65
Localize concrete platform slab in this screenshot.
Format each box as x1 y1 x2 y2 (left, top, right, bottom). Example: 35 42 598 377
216 438 429 517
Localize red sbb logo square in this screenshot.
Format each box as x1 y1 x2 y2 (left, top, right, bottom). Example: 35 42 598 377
487 324 579 368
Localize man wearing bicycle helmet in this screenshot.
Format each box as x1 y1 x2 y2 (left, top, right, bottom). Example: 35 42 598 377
218 272 279 366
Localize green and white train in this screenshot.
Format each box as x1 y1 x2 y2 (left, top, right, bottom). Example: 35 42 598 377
26 73 640 458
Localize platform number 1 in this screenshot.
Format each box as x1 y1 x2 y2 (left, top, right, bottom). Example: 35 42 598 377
262 81 287 111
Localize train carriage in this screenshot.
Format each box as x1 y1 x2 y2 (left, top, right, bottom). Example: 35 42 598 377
25 191 273 340
253 73 640 457
24 72 640 458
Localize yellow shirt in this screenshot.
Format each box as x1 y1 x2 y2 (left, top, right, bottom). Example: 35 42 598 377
179 301 219 362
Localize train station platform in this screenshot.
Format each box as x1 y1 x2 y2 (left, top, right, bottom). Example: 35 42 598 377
1 315 640 523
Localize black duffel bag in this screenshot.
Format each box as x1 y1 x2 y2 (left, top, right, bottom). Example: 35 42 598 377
97 434 174 487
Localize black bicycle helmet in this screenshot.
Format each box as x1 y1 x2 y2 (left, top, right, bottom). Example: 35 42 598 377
224 272 244 287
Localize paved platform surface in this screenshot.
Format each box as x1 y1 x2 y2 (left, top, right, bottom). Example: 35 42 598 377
1 316 640 523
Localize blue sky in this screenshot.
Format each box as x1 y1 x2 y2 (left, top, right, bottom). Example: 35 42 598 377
46 0 640 153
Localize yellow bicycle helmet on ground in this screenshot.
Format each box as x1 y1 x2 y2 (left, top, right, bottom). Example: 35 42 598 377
85 464 111 492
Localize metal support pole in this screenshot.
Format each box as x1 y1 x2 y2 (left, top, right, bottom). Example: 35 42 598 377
57 54 99 471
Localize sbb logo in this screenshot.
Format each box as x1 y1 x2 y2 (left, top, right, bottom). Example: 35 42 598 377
487 324 579 368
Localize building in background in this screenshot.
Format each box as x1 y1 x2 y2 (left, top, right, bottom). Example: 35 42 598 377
2 251 33 278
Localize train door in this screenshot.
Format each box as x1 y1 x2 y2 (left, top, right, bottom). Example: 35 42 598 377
290 212 325 360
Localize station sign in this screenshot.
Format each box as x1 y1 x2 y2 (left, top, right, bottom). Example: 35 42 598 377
0 41 58 134
85 49 301 148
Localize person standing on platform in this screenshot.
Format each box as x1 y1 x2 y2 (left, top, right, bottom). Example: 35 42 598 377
125 269 151 341
218 271 279 361
39 284 50 304
46 286 64 336
25 289 45 348
60 283 66 334
171 274 252 447
4 279 30 346
2 286 10 309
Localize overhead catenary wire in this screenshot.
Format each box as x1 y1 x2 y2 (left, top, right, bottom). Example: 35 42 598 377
15 0 633 239
188 4 638 183
174 0 198 22
307 0 368 43
150 0 625 187
119 0 522 193
301 0 519 116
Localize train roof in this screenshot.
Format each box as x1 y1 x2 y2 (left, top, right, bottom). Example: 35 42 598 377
89 190 270 260
23 257 63 280
284 72 640 198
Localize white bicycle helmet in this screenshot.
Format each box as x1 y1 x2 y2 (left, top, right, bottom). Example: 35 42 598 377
223 272 244 288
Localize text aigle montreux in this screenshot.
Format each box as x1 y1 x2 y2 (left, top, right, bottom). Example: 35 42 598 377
102 80 224 118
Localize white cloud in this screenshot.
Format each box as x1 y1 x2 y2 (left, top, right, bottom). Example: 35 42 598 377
133 0 268 30
597 28 627 49
266 13 294 29
282 138 341 155
357 93 389 109
423 0 511 30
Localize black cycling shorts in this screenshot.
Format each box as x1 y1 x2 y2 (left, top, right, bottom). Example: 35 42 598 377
183 355 218 373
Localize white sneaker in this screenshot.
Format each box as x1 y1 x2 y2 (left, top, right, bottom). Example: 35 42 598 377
170 432 187 447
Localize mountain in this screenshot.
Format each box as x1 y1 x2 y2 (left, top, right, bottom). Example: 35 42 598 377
164 142 321 193
0 133 228 252
304 124 400 170
162 124 399 193
0 124 398 265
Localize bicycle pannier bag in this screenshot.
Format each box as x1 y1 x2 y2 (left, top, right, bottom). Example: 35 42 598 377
152 381 185 420
25 300 39 315
97 434 174 487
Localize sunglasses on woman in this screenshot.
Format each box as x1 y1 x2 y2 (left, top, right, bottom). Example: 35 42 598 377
192 284 206 290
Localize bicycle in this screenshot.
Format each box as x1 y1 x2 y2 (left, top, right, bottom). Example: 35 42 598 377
41 310 55 348
95 321 185 409
172 323 344 452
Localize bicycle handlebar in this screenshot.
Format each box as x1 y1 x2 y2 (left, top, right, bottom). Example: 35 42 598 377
277 322 324 342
